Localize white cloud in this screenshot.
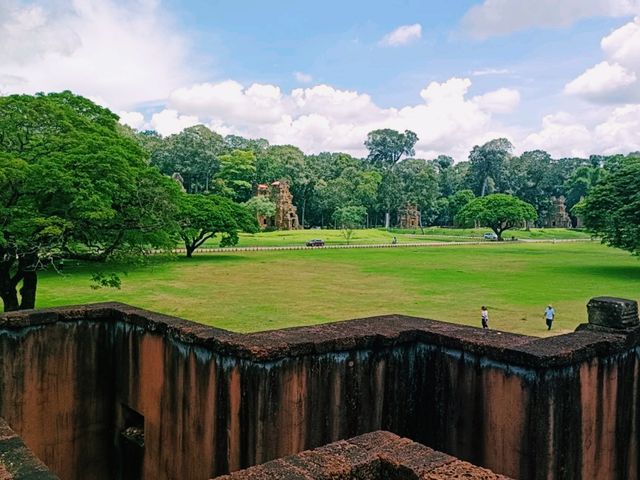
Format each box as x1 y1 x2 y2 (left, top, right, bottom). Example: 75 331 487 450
522 112 593 157
462 0 640 38
118 111 146 130
472 88 521 113
168 81 286 125
294 71 313 83
523 105 640 157
565 17 640 103
379 24 422 47
602 16 640 68
471 68 513 76
0 0 195 110
138 77 519 160
150 109 199 136
564 61 637 100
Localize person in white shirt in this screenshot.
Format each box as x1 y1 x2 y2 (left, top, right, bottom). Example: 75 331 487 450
544 305 555 330
481 306 489 329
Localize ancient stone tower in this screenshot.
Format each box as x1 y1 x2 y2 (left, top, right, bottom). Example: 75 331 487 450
255 180 300 230
397 203 421 229
544 196 572 228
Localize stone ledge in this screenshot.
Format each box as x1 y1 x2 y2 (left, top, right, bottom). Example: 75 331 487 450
1 302 637 368
211 431 512 480
0 418 58 480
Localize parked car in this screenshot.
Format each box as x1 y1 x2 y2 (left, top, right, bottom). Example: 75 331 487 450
306 239 325 247
483 232 498 241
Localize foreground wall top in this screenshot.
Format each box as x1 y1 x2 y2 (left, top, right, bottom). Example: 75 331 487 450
1 301 637 368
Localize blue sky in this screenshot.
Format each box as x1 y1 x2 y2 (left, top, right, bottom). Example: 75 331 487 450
1 0 640 159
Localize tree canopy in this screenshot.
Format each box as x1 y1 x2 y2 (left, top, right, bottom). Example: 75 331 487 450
178 194 258 257
0 91 181 311
582 155 640 255
456 194 537 240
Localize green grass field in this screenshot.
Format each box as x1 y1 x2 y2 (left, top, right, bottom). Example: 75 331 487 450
36 241 638 337
203 227 592 247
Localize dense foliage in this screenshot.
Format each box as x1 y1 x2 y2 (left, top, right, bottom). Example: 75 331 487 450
178 194 258 257
0 92 255 311
135 123 632 232
2 90 637 310
456 194 537 240
582 156 640 255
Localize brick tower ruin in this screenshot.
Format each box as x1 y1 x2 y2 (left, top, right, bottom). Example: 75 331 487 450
397 203 421 229
544 196 573 228
255 180 300 230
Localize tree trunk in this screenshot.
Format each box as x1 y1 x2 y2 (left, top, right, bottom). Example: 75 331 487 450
385 212 390 229
301 198 306 229
19 270 37 310
481 177 488 197
0 261 19 312
1 288 19 312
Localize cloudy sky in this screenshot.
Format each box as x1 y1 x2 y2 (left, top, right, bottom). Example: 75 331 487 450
2 0 640 160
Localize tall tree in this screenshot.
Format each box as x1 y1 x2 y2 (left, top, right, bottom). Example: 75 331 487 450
0 92 180 311
364 129 418 227
151 125 224 193
364 129 418 170
396 159 439 227
582 155 640 255
467 138 513 196
214 150 257 202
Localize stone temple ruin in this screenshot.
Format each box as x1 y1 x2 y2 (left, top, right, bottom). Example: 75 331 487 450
397 203 421 230
544 196 573 228
255 180 299 230
0 296 639 479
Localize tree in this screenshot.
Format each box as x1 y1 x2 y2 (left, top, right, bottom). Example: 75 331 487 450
365 129 419 229
467 138 513 196
0 92 180 311
582 155 640 255
244 195 276 220
333 206 366 244
150 125 224 193
448 190 476 225
214 150 257 202
178 194 258 257
456 194 537 240
364 129 418 170
565 165 602 211
396 159 439 228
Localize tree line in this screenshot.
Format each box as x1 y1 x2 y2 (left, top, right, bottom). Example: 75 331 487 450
1 91 638 312
135 123 629 232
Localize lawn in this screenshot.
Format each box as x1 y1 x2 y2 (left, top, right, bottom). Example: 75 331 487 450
203 227 592 247
36 241 639 337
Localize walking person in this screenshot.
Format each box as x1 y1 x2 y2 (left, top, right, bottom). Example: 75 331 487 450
481 306 489 329
544 304 555 330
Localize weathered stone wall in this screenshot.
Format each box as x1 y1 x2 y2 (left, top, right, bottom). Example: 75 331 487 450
0 417 59 479
0 302 639 480
211 430 511 479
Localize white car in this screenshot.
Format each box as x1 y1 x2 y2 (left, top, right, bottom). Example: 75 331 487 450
483 232 498 241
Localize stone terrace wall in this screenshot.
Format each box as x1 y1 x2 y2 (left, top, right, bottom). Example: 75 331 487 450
0 302 639 480
0 417 58 479
212 430 511 479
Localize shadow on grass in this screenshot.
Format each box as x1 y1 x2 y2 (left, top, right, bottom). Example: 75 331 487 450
561 264 640 281
42 253 249 276
174 254 250 265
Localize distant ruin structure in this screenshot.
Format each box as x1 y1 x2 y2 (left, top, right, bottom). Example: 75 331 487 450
171 172 186 192
544 196 573 228
397 203 421 229
1 297 640 479
255 180 299 230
